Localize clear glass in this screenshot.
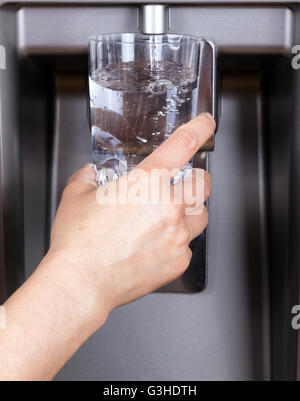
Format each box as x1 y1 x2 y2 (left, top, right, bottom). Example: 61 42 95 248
88 33 201 185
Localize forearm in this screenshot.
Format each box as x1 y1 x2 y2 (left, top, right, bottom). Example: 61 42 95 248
0 114 214 381
0 253 107 381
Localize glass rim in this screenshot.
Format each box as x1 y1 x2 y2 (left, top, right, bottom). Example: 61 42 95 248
88 32 201 45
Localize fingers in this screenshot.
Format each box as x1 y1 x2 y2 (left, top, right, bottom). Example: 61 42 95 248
184 206 208 241
175 169 211 240
172 168 211 210
66 163 97 192
138 113 215 171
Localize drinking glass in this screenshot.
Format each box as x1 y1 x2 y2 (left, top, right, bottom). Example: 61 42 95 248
88 33 202 185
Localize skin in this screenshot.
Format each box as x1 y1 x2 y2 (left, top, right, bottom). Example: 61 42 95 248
0 112 215 381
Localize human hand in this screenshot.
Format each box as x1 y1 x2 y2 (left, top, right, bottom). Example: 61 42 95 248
48 112 215 322
0 113 215 381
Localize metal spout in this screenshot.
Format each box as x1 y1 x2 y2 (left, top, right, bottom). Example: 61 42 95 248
140 4 169 35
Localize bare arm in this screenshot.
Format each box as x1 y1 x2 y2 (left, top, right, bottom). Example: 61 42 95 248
0 113 215 381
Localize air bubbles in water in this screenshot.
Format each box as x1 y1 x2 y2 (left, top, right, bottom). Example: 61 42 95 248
90 60 197 184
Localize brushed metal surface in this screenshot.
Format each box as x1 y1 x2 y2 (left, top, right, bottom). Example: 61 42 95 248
0 6 24 303
17 6 293 55
1 2 297 380
52 71 268 380
140 4 168 34
170 6 293 54
18 63 268 379
1 0 300 5
294 8 300 383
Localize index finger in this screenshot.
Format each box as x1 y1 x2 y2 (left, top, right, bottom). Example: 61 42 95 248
138 112 215 171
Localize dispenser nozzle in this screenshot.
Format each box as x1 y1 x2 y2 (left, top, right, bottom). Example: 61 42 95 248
140 4 169 35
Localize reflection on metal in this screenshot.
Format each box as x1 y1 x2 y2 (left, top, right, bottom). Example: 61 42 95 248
159 151 208 293
16 6 293 55
0 1 296 379
0 7 24 303
17 52 290 380
197 39 218 151
140 4 169 35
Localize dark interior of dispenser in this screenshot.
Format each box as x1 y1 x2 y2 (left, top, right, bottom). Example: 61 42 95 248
18 50 298 379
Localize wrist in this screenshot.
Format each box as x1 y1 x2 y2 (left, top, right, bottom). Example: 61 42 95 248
0 251 110 380
38 250 110 339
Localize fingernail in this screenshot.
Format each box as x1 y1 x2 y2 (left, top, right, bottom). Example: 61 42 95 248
83 162 94 169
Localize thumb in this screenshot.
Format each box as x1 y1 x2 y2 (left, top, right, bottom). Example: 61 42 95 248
66 163 97 191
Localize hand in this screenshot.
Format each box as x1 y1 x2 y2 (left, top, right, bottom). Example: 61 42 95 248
48 112 215 318
0 112 215 381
